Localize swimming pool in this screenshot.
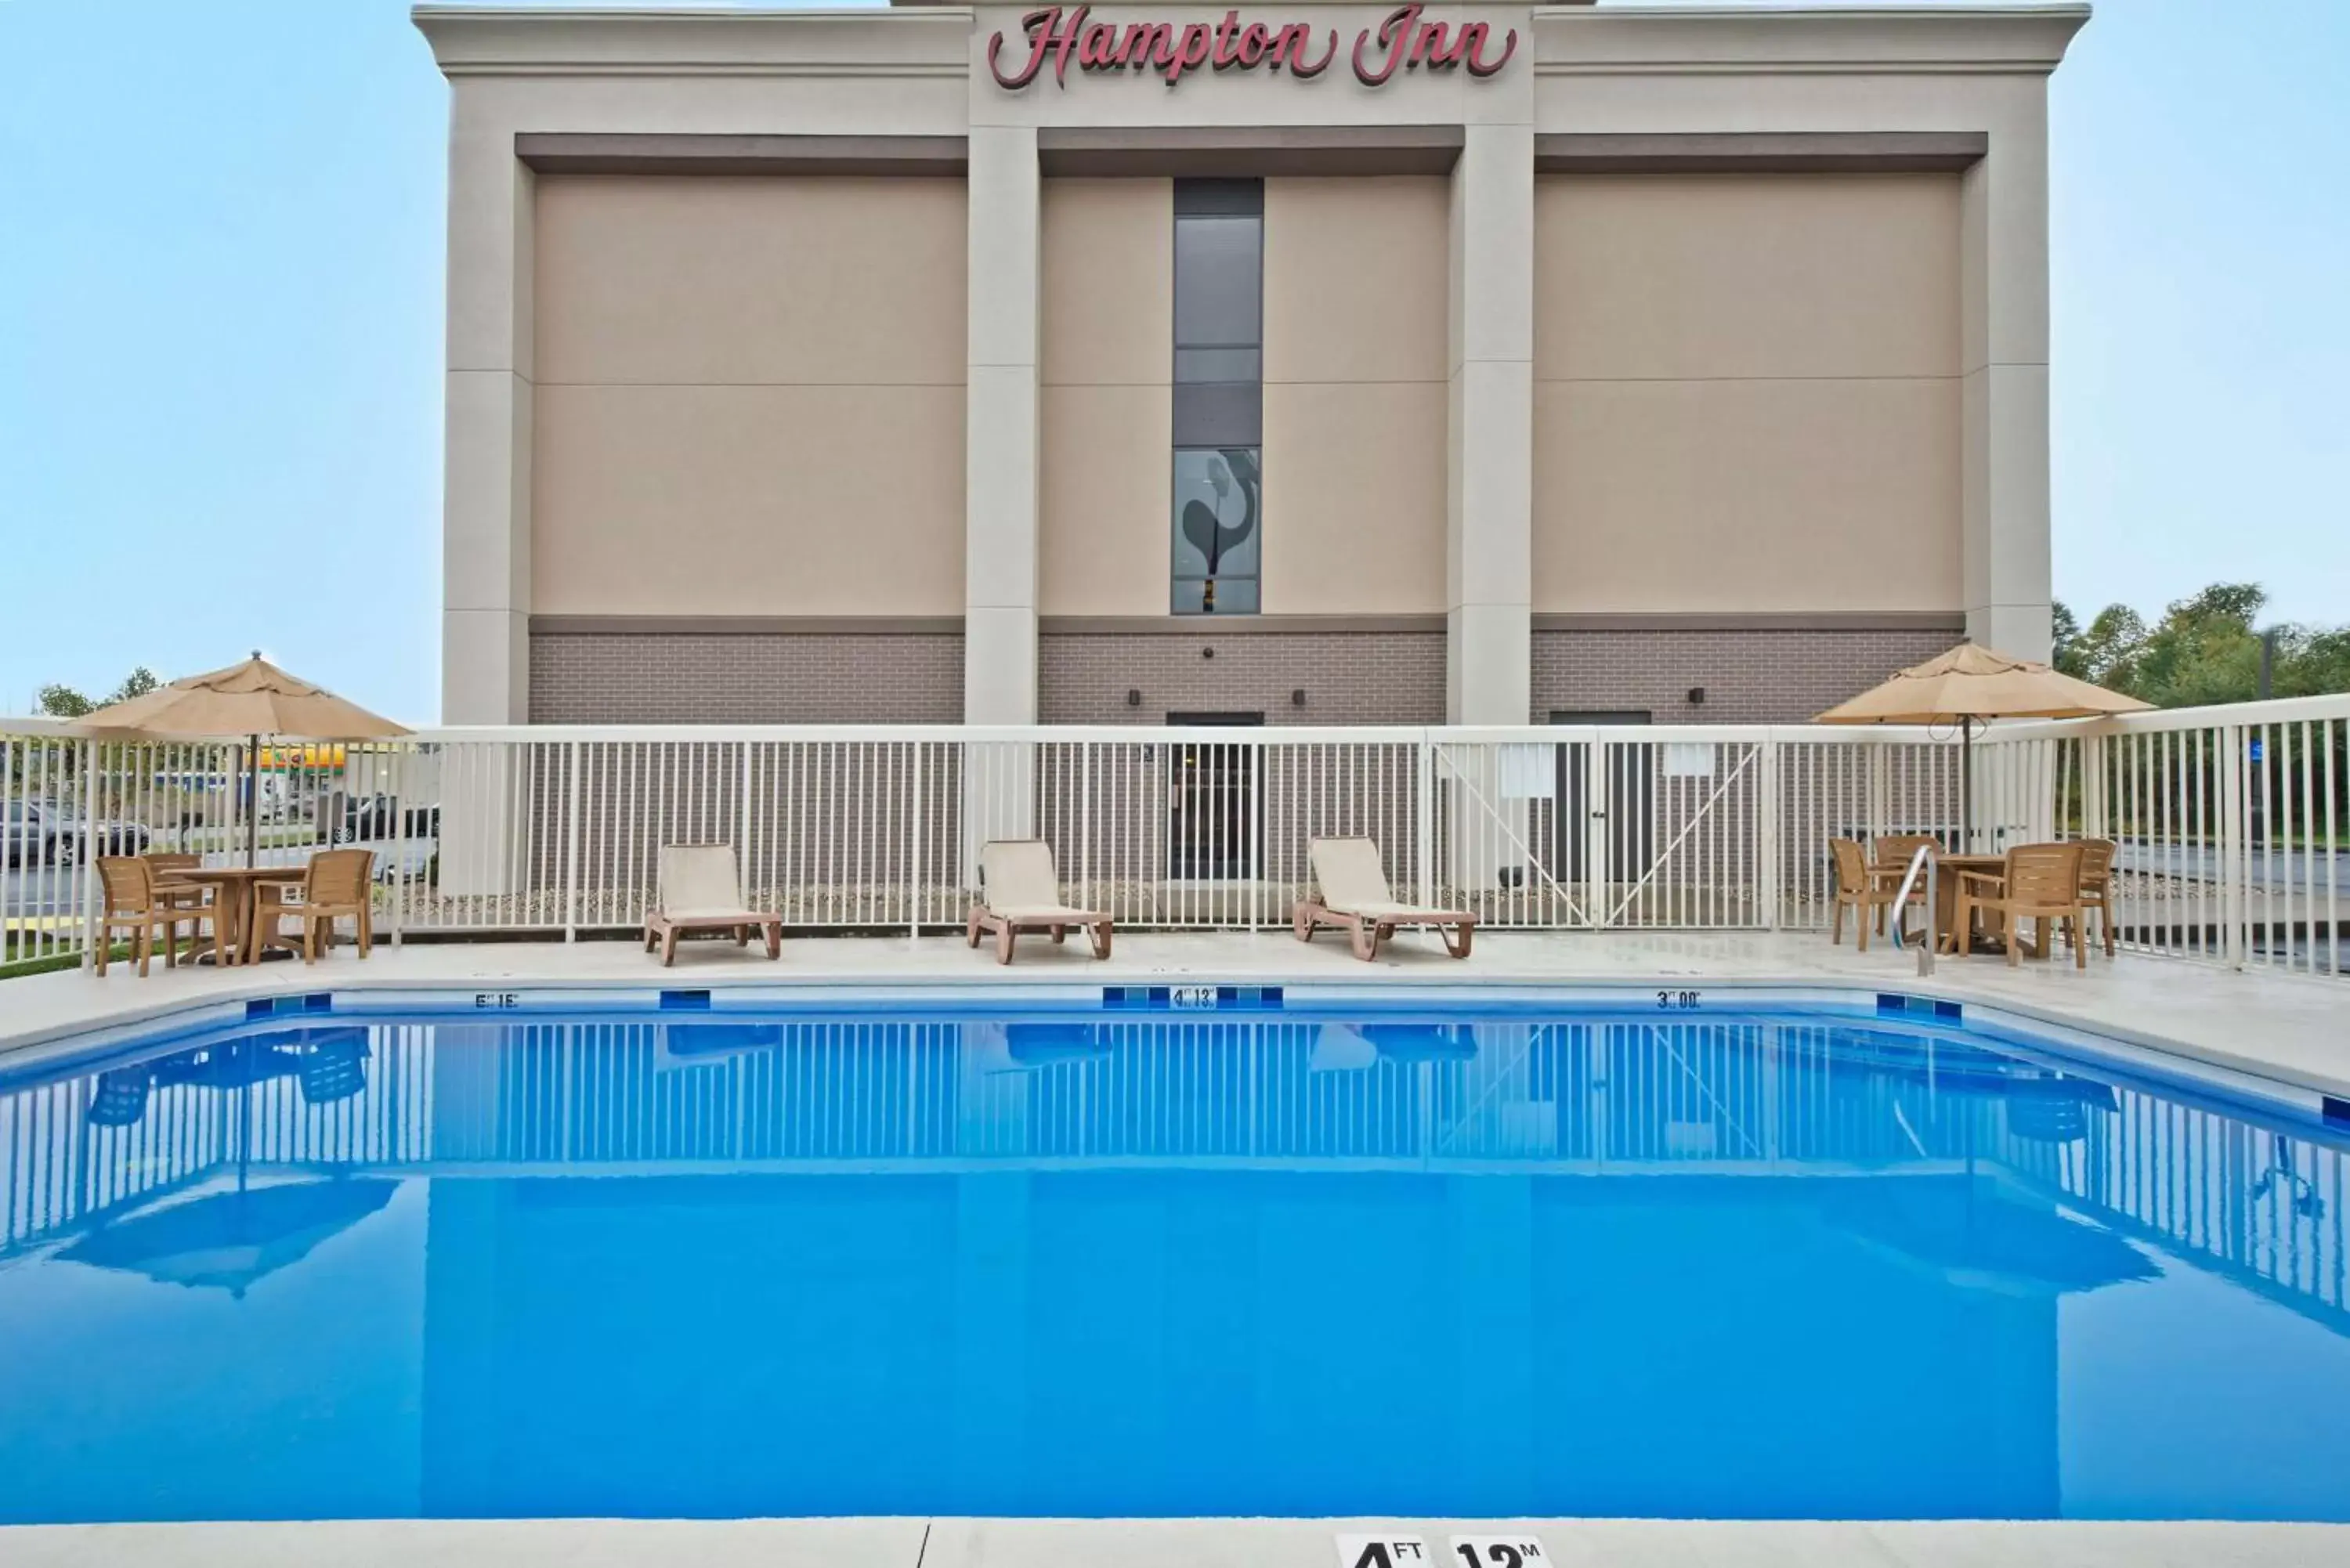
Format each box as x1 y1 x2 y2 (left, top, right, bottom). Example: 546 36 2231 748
1 995 2345 1524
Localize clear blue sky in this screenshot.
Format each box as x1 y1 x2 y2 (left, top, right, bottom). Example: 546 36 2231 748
3 0 2346 723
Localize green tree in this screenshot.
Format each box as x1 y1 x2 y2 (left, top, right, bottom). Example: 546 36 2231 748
2059 583 2349 707
2051 601 2084 678
35 667 162 718
35 684 93 717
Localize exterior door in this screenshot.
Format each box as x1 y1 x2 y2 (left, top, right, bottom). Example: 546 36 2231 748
1552 710 1655 884
1167 712 1262 880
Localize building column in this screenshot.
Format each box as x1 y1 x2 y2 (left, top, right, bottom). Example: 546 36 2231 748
442 95 534 725
1961 102 2054 663
964 125 1043 726
1447 119 1535 725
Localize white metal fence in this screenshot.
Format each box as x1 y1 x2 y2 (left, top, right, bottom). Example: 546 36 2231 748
1989 696 2349 978
5 700 2344 976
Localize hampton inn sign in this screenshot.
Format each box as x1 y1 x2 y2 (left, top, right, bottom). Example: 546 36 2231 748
987 2 1519 89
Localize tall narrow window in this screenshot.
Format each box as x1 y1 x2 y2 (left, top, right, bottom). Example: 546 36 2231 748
1171 179 1263 615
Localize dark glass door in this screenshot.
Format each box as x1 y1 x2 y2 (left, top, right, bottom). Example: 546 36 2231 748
1168 712 1263 880
1552 711 1656 883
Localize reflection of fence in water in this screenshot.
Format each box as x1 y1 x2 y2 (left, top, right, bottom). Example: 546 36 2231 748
5 1018 2343 1328
1996 1082 2348 1323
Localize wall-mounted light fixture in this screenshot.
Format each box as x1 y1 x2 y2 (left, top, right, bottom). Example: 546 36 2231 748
1201 646 1215 660
1687 686 1707 706
1126 688 1141 708
1291 688 1307 708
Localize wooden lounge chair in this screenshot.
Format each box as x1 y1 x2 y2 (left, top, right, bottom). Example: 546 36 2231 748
1293 836 1475 961
278 847 375 963
95 857 209 977
966 840 1113 965
2073 837 2118 959
1828 837 1904 952
1951 841 2087 969
642 844 781 966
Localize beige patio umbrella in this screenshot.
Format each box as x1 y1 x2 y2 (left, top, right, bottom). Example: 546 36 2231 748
1814 643 2150 846
81 654 410 866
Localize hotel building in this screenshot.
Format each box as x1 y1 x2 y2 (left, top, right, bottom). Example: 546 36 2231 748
417 1 2087 731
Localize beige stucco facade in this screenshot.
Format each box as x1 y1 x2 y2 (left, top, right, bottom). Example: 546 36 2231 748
1264 175 1450 617
416 1 2087 726
1533 172 1964 616
1039 177 1171 619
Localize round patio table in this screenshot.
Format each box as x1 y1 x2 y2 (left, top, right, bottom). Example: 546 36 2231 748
156 865 310 966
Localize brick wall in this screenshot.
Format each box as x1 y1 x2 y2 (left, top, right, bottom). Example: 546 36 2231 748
1039 631 1446 724
530 626 1947 728
530 634 964 724
1531 627 1961 724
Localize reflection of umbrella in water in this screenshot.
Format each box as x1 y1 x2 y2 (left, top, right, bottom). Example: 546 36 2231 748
1823 1180 2157 1296
62 1178 398 1297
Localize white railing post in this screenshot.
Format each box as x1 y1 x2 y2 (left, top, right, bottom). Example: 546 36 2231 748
563 739 583 941
2220 721 2247 968
1583 738 1607 929
910 741 926 938
2081 733 2107 840
389 742 408 948
78 735 99 970
1867 742 1889 845
1759 729 1782 930
736 739 754 909
1415 731 1434 908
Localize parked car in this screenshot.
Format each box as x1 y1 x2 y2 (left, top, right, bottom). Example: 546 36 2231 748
2 801 150 865
335 794 438 844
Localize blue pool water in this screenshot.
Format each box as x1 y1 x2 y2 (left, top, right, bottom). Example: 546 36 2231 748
1 1000 2347 1524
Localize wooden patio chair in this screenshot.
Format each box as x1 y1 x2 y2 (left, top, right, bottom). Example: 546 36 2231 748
1870 833 1941 936
94 856 208 977
1293 836 1475 962
277 847 376 962
2073 837 2119 959
642 844 781 966
1951 841 2087 969
142 851 206 914
1828 837 1904 952
966 840 1113 965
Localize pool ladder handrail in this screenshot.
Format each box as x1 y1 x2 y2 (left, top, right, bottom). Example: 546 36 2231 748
1889 843 1937 977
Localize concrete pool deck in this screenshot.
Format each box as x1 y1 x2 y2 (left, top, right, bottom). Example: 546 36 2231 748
6 1516 2348 1567
3 928 2344 1107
